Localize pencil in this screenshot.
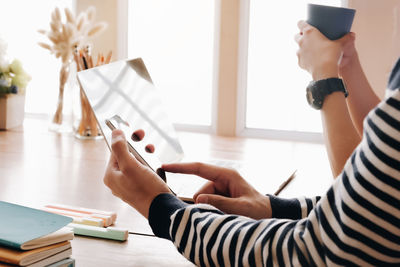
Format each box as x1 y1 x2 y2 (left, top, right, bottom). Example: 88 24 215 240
105 50 112 64
88 55 93 68
73 52 82 72
274 170 297 196
81 53 88 69
96 53 101 66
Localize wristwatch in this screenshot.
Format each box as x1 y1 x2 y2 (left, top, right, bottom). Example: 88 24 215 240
306 78 348 110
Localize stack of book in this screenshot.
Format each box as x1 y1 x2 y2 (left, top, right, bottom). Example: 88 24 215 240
0 201 75 267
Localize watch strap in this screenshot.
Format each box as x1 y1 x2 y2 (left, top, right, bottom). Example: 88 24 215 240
307 78 348 110
313 78 348 97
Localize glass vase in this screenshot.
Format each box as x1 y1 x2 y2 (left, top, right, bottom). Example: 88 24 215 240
48 62 73 133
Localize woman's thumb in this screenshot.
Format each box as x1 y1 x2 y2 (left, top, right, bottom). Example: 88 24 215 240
196 194 237 212
339 32 355 45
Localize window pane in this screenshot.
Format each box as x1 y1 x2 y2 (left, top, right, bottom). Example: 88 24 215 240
1 0 73 114
128 0 215 126
246 0 341 132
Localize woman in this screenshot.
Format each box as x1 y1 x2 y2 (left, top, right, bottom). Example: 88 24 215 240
103 20 400 266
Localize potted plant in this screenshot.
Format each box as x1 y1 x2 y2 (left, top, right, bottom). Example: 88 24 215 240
0 37 31 130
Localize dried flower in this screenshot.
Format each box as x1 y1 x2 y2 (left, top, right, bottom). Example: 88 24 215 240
38 6 108 65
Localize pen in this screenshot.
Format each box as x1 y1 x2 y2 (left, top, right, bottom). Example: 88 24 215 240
274 170 297 196
45 204 116 226
46 203 117 218
67 223 129 241
42 207 106 227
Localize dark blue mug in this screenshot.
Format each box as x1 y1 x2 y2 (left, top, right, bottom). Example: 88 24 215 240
307 4 356 40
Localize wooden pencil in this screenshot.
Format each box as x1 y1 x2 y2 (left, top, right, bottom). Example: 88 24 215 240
274 170 297 196
105 50 112 64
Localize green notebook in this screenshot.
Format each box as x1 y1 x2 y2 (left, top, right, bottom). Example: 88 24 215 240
0 201 72 250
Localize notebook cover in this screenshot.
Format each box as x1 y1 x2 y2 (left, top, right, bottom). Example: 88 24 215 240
0 241 70 265
46 257 75 267
0 201 72 250
0 248 72 267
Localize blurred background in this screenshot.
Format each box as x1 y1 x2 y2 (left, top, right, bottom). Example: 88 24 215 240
2 0 399 142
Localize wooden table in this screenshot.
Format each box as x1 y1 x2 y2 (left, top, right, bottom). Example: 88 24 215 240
0 116 332 266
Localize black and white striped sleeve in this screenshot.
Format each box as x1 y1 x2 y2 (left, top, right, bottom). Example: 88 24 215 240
268 194 321 219
148 89 400 266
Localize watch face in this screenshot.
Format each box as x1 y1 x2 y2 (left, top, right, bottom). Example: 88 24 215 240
306 87 314 106
306 83 322 110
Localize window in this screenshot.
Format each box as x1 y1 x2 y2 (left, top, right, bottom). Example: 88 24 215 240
127 0 215 128
1 0 74 115
126 0 344 141
243 0 341 136
14 0 346 143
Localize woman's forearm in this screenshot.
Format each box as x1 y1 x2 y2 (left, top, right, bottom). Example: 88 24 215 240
340 53 381 135
321 91 361 177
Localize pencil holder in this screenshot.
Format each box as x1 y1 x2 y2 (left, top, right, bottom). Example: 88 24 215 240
74 85 102 140
71 67 101 140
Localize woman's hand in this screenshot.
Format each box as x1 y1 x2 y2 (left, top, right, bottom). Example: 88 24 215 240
338 31 357 76
103 129 171 219
294 20 353 80
163 162 272 220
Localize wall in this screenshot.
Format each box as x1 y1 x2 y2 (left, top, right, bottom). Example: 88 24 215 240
75 0 123 63
348 0 400 98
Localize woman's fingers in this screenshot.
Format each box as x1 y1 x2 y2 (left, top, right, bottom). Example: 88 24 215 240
193 182 216 202
297 20 308 31
111 130 140 173
162 162 231 182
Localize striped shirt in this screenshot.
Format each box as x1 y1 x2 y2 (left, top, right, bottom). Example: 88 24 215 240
148 59 400 266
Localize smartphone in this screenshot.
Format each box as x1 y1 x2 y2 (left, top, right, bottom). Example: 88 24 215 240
105 115 167 182
105 115 194 204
